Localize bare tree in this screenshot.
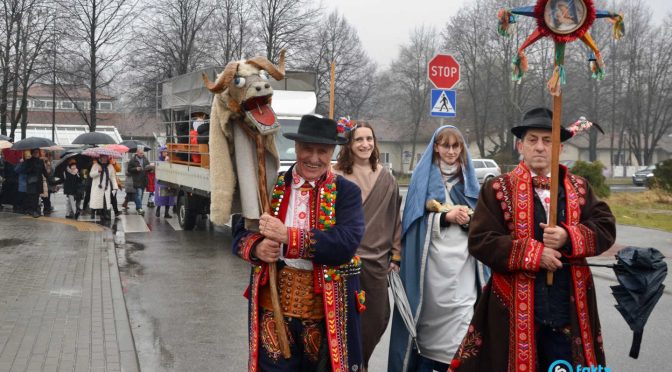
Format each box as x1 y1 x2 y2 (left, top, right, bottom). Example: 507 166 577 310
300 11 377 118
389 26 439 170
207 0 256 64
254 0 321 65
127 0 215 114
57 0 140 131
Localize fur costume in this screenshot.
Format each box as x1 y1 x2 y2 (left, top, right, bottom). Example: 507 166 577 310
203 51 286 225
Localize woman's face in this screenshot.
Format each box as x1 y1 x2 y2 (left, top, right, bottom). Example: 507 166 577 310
434 135 462 165
100 155 109 164
350 127 375 162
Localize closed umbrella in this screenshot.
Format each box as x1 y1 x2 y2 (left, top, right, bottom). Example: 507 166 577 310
72 132 116 145
567 246 667 359
388 271 420 352
119 140 151 152
11 137 56 150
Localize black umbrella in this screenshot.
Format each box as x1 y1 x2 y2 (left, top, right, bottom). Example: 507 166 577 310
0 134 11 141
11 136 56 150
72 132 116 145
568 246 667 359
53 152 91 178
119 139 151 152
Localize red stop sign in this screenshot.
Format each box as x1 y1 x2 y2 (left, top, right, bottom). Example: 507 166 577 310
428 54 460 89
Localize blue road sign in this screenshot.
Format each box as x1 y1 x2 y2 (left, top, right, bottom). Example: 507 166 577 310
430 89 456 117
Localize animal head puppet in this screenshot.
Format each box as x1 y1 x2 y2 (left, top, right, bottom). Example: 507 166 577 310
203 50 286 225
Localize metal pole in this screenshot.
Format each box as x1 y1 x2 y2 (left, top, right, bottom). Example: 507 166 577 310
51 15 56 142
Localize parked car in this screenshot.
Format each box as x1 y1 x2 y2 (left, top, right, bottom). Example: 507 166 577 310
472 159 501 184
632 165 656 186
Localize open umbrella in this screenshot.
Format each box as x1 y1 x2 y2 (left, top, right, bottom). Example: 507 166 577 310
53 152 91 177
11 137 56 150
119 140 151 152
104 144 130 153
388 271 419 352
0 134 11 141
72 132 116 145
568 246 667 359
82 147 123 158
0 140 11 149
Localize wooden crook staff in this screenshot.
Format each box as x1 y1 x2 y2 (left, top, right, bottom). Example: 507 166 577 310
547 93 563 286
255 134 291 358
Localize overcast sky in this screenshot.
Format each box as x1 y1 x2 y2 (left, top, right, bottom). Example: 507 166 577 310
323 0 671 68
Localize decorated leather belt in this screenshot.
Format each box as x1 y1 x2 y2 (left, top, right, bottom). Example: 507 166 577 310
259 266 324 320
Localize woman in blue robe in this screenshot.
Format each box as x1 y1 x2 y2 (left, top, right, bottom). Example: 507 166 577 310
388 125 489 372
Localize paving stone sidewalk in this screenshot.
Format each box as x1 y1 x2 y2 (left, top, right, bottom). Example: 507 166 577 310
0 212 138 372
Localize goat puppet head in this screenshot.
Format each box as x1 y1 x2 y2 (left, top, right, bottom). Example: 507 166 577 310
202 50 286 135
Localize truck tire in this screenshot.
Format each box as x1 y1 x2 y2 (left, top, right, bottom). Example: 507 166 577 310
177 195 197 230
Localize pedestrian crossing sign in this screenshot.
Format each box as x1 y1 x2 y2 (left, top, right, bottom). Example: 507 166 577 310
430 89 456 117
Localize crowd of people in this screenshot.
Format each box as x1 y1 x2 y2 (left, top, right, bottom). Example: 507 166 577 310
0 145 176 221
233 110 616 372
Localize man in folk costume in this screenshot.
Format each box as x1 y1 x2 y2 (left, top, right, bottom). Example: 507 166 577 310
232 115 365 372
449 108 616 372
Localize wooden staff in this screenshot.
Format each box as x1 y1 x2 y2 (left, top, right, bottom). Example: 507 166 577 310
547 93 562 286
329 62 336 119
255 134 291 358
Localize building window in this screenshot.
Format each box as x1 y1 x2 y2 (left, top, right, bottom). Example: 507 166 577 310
73 101 88 110
45 101 54 108
98 102 112 110
61 101 73 109
380 152 390 163
32 100 46 108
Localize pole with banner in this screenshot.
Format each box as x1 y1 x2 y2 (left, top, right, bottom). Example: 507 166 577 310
497 0 624 284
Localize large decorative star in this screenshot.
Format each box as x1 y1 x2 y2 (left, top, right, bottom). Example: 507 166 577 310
498 0 624 95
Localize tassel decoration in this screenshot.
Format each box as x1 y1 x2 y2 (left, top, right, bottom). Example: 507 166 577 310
608 13 625 40
547 65 566 96
497 8 517 37
355 290 366 313
511 52 528 82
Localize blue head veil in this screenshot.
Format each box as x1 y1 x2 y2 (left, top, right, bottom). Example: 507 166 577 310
401 125 480 234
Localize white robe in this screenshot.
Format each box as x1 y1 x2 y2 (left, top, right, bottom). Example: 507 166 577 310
89 163 118 210
416 189 477 364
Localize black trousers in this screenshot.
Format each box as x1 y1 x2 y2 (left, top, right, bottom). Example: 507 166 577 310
536 324 573 371
24 192 40 214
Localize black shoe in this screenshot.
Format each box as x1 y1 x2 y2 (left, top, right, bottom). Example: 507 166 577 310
155 208 160 218
31 211 40 218
75 211 80 219
164 212 172 219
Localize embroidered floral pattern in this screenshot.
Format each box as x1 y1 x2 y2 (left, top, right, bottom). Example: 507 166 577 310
260 310 293 362
302 320 324 363
453 325 483 363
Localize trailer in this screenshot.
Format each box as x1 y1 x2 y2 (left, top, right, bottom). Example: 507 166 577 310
155 68 317 229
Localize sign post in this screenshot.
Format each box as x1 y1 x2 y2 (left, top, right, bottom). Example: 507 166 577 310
428 54 460 89
428 54 460 117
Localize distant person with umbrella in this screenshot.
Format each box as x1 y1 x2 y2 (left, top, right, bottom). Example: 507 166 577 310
0 148 21 212
15 149 49 218
89 154 118 221
449 108 617 371
388 126 487 372
63 158 83 219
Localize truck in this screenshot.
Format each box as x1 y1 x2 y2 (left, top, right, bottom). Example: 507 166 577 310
155 68 318 229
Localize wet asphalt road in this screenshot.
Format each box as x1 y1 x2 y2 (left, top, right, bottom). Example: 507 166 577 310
118 206 672 371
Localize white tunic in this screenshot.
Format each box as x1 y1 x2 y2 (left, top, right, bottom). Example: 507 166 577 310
416 189 477 364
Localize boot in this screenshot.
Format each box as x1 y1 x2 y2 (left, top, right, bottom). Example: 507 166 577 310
164 208 172 219
155 207 161 218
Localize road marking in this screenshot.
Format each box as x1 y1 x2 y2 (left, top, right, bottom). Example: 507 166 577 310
118 214 150 233
21 216 105 232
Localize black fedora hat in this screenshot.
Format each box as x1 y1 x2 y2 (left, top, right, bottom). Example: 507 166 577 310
511 107 573 142
283 115 347 145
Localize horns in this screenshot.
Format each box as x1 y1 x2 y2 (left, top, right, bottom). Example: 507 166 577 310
246 49 286 81
203 61 239 93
